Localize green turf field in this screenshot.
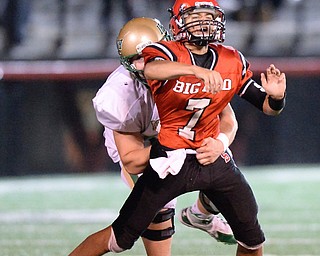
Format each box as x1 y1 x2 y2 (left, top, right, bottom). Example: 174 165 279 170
1 164 319 256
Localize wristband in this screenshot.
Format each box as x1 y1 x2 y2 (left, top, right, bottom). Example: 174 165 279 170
216 133 229 152
268 94 286 111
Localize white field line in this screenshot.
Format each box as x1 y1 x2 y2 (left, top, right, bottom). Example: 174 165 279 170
264 223 320 232
0 233 319 248
0 210 320 231
0 209 117 223
176 236 320 246
0 179 120 193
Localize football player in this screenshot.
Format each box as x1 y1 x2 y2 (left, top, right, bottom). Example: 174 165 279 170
68 0 286 255
92 17 236 256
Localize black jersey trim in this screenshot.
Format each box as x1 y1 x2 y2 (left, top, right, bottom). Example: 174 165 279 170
148 43 178 62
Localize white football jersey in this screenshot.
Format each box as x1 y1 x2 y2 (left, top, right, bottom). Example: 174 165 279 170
93 65 160 163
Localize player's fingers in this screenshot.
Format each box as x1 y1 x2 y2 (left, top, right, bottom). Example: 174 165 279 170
198 156 218 165
196 154 210 165
215 75 224 91
269 64 281 76
210 72 223 94
273 68 281 76
206 81 216 94
200 138 210 147
196 147 205 154
269 64 277 71
202 77 210 91
266 66 272 74
279 73 286 81
260 73 267 86
206 74 216 93
196 152 207 162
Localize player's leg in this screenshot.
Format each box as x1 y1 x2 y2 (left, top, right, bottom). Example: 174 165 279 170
69 197 175 256
237 244 263 256
179 191 236 244
141 207 175 256
121 168 175 256
179 148 236 244
68 226 112 256
201 153 265 255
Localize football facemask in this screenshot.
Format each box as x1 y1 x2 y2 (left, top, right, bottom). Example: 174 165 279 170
169 0 226 46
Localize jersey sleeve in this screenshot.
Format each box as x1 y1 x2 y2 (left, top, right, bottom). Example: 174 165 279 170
93 66 158 164
235 50 253 91
92 67 146 133
143 41 177 64
142 41 179 93
236 51 267 111
93 89 146 133
102 127 120 163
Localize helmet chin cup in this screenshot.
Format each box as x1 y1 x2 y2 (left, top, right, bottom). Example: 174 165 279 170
189 34 209 46
193 39 209 47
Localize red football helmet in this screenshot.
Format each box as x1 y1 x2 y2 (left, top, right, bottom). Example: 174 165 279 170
168 0 225 46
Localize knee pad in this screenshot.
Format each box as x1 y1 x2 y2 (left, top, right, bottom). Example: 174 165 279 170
141 208 175 241
152 208 175 224
199 191 220 215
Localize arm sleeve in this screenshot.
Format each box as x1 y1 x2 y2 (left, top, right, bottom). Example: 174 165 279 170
236 51 267 111
238 79 267 111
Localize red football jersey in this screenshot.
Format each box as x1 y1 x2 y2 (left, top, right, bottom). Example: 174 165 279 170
143 41 253 149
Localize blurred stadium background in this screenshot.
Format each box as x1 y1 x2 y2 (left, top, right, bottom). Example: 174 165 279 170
0 0 319 176
0 1 320 255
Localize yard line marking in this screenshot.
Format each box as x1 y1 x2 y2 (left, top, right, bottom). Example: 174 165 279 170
266 238 320 245
0 209 117 223
265 223 320 231
1 210 320 231
175 237 320 246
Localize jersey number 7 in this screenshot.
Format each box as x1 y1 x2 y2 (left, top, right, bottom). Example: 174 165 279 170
178 98 211 141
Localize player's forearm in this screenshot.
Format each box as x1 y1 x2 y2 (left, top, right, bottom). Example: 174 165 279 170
120 147 151 175
196 105 237 165
144 60 198 80
113 131 151 175
262 95 286 116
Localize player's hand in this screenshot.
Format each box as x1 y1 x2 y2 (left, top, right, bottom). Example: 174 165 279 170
196 137 224 165
194 66 223 94
260 64 286 100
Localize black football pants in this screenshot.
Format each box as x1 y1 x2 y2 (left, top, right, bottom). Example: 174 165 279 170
112 140 265 250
